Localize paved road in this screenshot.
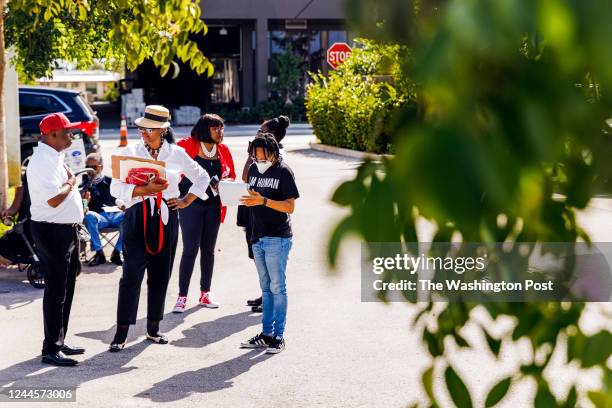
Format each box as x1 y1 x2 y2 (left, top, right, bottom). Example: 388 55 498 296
0 133 610 407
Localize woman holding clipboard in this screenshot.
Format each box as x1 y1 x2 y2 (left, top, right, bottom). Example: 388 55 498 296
109 105 210 352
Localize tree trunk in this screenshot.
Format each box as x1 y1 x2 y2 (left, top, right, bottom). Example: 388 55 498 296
0 0 8 209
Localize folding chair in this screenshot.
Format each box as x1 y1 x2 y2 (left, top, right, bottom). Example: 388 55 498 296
99 227 121 252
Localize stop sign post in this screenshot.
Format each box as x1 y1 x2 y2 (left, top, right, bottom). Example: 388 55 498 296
327 42 352 70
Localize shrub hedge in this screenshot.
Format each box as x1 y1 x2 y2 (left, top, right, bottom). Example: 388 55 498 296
306 39 416 154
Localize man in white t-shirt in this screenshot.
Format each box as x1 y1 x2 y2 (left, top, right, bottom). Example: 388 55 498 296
26 112 86 367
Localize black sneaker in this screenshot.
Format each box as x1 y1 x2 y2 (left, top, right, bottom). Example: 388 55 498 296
110 250 123 266
87 251 106 267
240 333 272 349
251 305 262 313
246 296 262 307
266 336 285 354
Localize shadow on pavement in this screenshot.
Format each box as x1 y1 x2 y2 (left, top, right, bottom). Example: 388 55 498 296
171 310 259 348
0 266 43 310
79 262 121 275
135 349 272 403
0 310 262 394
75 305 200 344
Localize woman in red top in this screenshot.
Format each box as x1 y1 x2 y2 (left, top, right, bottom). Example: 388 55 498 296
173 114 235 312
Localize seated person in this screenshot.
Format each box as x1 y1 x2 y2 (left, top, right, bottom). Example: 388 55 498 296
1 172 31 223
82 153 124 266
0 173 32 265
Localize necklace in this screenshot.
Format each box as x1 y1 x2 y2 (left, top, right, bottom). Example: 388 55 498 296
200 142 217 158
145 139 164 158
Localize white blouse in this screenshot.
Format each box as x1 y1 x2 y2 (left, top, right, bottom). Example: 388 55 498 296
110 140 211 209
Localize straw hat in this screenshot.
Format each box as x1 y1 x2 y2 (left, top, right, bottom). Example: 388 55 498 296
134 105 171 128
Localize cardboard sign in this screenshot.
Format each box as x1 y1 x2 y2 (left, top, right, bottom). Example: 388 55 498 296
111 155 166 181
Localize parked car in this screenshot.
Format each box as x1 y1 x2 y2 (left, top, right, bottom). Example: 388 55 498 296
19 86 100 170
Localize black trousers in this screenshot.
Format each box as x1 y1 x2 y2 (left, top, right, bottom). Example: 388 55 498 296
30 221 81 355
178 200 221 296
116 200 179 325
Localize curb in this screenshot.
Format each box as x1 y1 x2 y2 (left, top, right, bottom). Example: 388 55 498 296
308 142 393 161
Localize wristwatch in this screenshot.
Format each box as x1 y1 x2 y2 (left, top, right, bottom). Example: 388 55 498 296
262 197 268 207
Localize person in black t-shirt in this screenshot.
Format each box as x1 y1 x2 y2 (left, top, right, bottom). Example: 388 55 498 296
239 133 299 354
82 153 124 266
241 115 290 312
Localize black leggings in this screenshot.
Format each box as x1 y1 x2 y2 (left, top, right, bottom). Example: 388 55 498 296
178 200 221 296
116 200 179 325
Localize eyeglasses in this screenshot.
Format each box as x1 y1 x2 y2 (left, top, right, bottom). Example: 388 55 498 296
138 127 155 134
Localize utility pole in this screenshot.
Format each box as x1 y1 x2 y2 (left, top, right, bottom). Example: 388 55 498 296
0 0 9 209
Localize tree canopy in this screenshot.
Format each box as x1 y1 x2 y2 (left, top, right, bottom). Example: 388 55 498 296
5 0 214 79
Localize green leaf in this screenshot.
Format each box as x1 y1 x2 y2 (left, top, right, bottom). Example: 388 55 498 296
453 332 469 348
483 328 502 358
444 366 472 408
422 366 436 404
512 310 540 341
327 216 354 268
561 386 577 408
581 330 612 368
423 329 444 357
78 5 87 21
331 180 366 206
534 385 557 408
485 377 511 407
587 391 609 408
159 64 170 78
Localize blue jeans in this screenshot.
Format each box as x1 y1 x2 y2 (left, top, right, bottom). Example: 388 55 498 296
83 211 124 252
252 236 292 338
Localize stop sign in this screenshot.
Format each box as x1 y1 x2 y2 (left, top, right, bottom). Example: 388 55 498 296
327 42 352 70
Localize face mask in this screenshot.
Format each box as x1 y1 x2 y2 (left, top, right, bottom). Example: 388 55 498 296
255 160 273 174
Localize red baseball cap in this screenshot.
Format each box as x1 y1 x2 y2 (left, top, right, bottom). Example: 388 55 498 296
39 112 82 134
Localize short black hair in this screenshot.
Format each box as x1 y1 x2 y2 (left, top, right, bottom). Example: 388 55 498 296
249 132 281 162
262 115 290 145
191 113 225 143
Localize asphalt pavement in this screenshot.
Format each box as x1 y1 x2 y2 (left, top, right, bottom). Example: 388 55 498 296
0 129 610 407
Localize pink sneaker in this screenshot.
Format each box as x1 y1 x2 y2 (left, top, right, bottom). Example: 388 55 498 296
172 296 187 313
199 291 219 308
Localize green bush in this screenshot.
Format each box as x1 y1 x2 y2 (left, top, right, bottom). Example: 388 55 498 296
306 39 416 154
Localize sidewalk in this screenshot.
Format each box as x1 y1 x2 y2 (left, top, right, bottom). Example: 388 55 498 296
98 123 313 140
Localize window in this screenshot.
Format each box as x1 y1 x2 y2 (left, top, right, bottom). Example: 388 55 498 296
328 31 348 47
19 93 68 117
210 58 240 104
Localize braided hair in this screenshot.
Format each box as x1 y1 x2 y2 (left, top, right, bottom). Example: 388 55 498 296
249 132 281 163
261 115 290 148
